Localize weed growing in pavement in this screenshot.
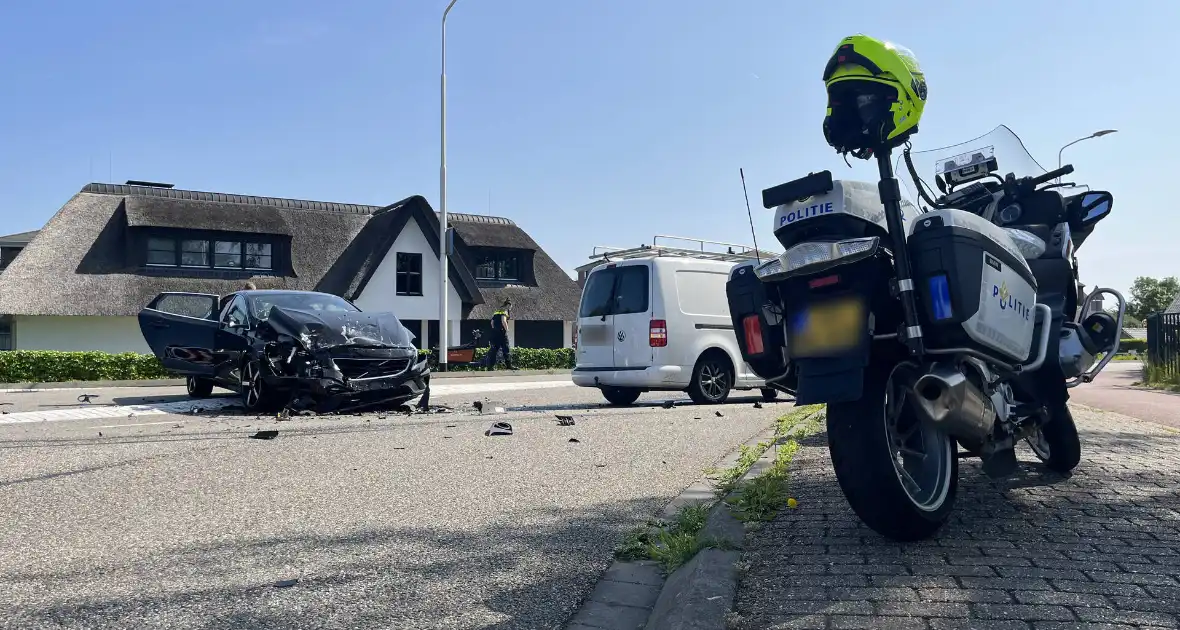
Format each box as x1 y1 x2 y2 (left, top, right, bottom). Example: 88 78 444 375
614 503 715 573
615 406 826 573
707 405 823 496
728 407 826 522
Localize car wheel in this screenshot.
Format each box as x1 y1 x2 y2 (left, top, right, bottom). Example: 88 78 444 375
760 387 779 402
241 359 284 412
186 376 215 399
601 386 641 406
687 353 732 405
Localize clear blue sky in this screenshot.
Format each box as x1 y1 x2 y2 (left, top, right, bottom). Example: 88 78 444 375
1 1 1175 300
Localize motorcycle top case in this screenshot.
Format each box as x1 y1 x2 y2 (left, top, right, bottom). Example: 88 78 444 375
908 209 1039 363
771 179 921 250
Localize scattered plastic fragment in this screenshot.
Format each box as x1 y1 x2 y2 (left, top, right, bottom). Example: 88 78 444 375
273 579 299 588
485 422 513 437
568 438 580 444
77 394 98 404
249 430 279 440
555 415 576 426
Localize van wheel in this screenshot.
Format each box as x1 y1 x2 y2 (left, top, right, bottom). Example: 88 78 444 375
602 387 641 406
688 353 732 405
760 388 779 402
186 376 215 399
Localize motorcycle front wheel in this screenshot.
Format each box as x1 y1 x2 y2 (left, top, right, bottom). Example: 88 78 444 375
827 357 958 541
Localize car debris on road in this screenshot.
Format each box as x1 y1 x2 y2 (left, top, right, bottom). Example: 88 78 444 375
484 422 513 437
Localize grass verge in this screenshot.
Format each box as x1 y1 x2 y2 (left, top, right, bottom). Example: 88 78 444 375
1135 360 1180 392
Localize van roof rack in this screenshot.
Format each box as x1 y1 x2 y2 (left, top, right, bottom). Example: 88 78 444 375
580 235 774 269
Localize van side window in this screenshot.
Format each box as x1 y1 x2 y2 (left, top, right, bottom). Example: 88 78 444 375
579 270 616 317
614 266 649 315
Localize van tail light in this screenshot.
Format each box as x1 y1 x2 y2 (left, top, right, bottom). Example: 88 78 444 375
742 315 765 355
649 319 668 347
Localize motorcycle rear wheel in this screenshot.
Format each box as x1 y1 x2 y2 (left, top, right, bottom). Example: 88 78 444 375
827 357 958 541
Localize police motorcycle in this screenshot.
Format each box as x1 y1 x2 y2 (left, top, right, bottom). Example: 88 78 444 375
725 35 1123 541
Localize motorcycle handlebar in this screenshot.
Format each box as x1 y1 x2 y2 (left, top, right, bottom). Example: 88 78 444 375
1029 164 1074 187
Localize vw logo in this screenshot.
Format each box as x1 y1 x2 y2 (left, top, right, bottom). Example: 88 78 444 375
617 331 626 342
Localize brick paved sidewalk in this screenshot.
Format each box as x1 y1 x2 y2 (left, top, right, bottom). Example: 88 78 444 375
730 405 1180 630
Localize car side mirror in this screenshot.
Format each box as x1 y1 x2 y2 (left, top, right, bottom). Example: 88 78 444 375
1078 191 1113 228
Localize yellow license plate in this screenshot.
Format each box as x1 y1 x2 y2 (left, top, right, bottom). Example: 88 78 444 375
791 297 865 358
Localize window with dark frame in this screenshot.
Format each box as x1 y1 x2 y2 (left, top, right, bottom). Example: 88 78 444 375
147 237 177 266
0 321 11 351
474 249 520 282
144 233 277 272
396 252 423 296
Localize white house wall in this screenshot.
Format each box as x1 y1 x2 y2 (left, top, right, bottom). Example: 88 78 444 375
13 316 151 353
353 220 463 342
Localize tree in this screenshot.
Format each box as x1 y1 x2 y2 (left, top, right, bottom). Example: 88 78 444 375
1128 276 1180 321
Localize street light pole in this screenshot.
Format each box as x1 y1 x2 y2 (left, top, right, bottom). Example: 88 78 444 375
439 0 459 371
1056 129 1117 183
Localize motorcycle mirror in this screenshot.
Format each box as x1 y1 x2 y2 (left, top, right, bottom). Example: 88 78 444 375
1079 191 1113 227
934 174 947 194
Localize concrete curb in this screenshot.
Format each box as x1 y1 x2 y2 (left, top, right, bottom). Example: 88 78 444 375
643 408 824 630
564 419 785 630
0 369 572 392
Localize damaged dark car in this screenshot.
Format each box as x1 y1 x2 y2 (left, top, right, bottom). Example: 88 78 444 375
138 290 430 412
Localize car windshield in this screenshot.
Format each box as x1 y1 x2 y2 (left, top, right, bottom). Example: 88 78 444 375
895 125 1090 209
247 292 359 321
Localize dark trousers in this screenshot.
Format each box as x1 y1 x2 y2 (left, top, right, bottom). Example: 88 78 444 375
486 335 514 369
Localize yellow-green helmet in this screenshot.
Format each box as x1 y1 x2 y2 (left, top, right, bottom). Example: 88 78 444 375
822 34 927 157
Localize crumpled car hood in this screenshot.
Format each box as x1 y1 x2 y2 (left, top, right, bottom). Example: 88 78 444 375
266 307 414 349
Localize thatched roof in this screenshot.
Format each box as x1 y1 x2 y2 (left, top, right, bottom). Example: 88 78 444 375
0 183 579 321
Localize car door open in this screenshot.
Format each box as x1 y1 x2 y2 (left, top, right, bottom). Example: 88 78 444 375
138 292 221 375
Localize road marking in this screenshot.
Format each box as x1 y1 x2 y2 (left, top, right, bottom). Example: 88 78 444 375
92 421 181 429
0 379 575 426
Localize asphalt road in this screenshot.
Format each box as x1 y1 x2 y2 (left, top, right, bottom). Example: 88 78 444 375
0 376 789 630
1066 360 1180 430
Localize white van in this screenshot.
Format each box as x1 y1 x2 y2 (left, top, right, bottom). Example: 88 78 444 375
572 239 779 405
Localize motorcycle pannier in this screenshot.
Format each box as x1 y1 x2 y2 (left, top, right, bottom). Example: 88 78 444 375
907 209 1039 363
726 262 789 380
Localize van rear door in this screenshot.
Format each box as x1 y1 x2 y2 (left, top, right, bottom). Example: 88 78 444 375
611 264 653 368
575 267 617 369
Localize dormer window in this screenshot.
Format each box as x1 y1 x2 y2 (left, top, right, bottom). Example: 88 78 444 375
142 230 283 273
474 249 520 282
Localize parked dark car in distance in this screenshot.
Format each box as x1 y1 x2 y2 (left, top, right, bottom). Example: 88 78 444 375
137 290 429 412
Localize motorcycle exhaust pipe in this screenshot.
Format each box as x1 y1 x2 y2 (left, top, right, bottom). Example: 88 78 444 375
911 363 996 449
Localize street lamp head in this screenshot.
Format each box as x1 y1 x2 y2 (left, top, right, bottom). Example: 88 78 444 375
1092 129 1117 138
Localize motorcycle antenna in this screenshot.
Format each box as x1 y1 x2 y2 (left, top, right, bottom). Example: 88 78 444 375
739 168 761 264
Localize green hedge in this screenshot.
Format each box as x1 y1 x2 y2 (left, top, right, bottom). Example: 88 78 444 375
1118 338 1147 354
0 351 170 383
424 347 574 371
0 347 575 383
